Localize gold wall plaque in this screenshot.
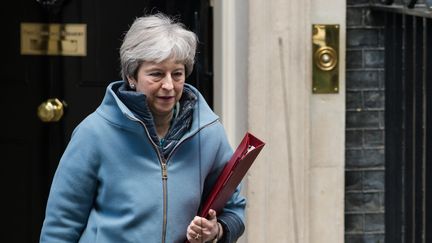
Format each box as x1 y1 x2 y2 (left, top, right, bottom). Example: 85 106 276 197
312 24 339 94
21 23 86 56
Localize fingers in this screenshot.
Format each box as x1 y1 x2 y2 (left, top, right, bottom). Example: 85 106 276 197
186 210 218 242
187 221 210 242
192 216 213 229
189 219 205 233
208 209 217 221
193 209 217 226
186 226 204 242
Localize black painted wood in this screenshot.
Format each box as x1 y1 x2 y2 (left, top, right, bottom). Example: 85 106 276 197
0 1 213 242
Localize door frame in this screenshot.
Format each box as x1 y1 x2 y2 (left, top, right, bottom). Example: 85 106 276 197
212 0 248 147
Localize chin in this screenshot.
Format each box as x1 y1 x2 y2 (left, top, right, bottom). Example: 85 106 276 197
156 106 174 115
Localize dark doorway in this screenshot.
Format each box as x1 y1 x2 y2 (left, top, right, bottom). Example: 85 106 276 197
0 1 212 242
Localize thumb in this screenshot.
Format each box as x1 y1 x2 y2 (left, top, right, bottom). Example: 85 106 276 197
208 209 217 221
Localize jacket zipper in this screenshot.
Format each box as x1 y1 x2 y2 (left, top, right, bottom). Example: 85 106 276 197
161 158 168 243
161 119 218 243
126 114 218 242
126 115 169 243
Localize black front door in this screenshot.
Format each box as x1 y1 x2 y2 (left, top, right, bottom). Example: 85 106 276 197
0 1 212 242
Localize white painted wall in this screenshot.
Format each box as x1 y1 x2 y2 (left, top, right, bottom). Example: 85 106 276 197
213 0 346 242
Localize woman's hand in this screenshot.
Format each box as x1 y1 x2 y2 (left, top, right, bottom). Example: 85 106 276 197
186 209 221 242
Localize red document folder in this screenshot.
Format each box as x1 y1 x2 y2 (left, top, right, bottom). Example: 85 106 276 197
199 132 265 218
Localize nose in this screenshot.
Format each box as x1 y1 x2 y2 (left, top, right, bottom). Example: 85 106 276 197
161 75 174 90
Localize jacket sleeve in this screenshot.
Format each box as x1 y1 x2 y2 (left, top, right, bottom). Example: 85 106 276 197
39 124 99 243
208 126 246 243
217 184 246 243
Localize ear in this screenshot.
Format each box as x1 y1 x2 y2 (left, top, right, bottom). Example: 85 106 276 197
126 75 136 83
126 76 136 89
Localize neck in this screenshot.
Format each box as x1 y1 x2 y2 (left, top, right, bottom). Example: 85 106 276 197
154 111 173 138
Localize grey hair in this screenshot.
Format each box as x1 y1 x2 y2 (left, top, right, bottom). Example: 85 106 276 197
120 13 198 81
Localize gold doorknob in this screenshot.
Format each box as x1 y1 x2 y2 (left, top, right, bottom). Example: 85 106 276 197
37 98 66 122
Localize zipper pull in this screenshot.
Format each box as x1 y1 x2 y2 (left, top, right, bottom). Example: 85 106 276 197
162 162 168 180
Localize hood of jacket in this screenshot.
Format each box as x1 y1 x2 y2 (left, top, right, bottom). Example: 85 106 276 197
96 80 219 137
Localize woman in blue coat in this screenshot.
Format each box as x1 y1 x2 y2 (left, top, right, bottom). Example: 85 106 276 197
40 13 245 243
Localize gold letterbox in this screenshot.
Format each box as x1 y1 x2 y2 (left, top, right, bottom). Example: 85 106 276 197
21 23 86 56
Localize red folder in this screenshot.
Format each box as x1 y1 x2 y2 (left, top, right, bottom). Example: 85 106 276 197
199 132 265 218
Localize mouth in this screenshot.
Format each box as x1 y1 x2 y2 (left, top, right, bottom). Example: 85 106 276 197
157 96 175 102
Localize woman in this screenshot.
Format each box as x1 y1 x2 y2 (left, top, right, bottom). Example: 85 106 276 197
39 13 245 243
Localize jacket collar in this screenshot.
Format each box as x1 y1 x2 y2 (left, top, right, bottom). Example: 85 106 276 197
96 81 219 135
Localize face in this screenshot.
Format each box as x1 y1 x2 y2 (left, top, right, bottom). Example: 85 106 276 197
128 58 186 118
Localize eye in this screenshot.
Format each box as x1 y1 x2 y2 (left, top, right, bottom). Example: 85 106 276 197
172 71 185 80
149 72 162 77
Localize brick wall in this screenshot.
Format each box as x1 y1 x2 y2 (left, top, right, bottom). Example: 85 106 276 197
345 0 386 242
